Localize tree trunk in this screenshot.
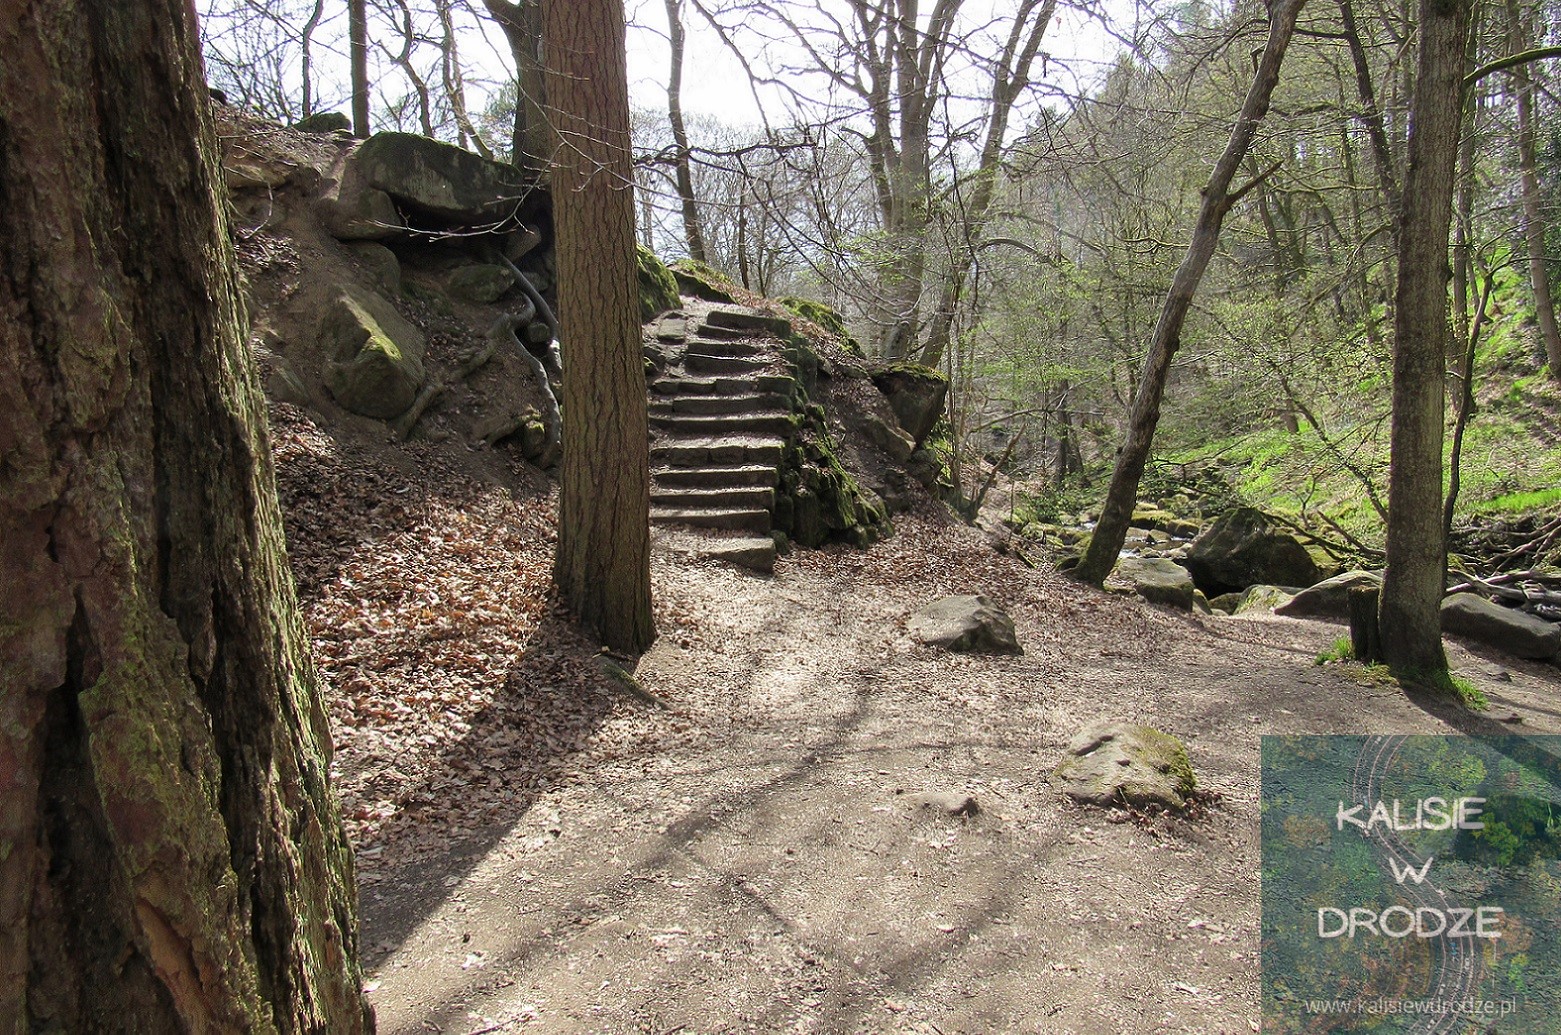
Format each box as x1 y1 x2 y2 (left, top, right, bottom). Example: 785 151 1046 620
1506 0 1561 378
544 0 657 654
665 0 708 263
350 0 370 137
483 0 549 172
1071 0 1306 587
0 2 372 1030
1378 0 1473 684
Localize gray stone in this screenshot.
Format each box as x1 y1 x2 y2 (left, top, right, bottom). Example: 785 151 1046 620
1055 723 1197 810
292 111 351 134
1116 557 1196 611
908 595 1023 655
446 263 515 303
1183 507 1321 597
319 287 426 419
1440 594 1561 661
865 415 916 462
320 183 404 241
346 241 401 295
1233 585 1298 615
906 792 980 818
1275 570 1383 619
1208 592 1244 615
348 131 528 223
869 364 949 447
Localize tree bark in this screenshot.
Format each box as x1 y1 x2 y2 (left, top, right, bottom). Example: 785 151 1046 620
1505 0 1561 379
1071 0 1306 587
544 0 657 654
0 1 372 1030
1378 0 1473 684
665 0 708 263
349 0 370 136
483 0 549 172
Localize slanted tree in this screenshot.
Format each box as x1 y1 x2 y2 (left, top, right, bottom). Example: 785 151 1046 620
544 0 657 653
0 0 372 1029
1378 0 1474 685
1071 0 1306 587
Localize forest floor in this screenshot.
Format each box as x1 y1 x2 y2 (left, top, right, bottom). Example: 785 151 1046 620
275 404 1561 1035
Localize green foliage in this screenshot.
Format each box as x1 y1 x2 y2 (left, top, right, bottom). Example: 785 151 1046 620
1314 637 1354 665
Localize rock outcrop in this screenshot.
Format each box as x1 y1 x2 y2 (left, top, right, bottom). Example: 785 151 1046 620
870 363 949 448
1182 507 1321 597
1116 557 1197 611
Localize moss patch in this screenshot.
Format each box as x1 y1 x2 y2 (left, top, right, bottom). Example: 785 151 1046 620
780 296 864 357
637 245 680 321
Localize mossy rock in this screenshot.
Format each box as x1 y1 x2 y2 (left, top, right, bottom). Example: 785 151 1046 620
1055 723 1197 810
670 259 738 304
869 362 949 447
780 296 864 357
1129 508 1178 532
773 407 890 548
637 245 680 321
318 287 426 419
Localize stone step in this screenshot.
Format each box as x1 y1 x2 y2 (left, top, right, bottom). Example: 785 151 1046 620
686 353 770 375
756 374 796 395
650 435 784 467
650 485 776 510
651 464 778 489
651 507 772 533
703 306 793 338
685 337 766 359
651 392 788 415
698 537 777 574
650 412 792 436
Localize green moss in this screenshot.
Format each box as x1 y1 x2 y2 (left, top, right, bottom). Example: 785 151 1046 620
637 245 680 321
670 259 738 304
780 296 864 357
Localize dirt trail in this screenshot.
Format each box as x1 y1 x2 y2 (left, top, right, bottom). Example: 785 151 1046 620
358 505 1561 1035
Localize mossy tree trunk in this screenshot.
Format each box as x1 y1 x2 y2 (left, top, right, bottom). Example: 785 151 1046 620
0 2 372 1030
1378 0 1473 684
544 0 657 654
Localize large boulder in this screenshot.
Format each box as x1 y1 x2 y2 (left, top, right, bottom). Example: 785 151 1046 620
319 287 426 419
1233 585 1297 615
1116 557 1196 611
670 259 738 304
1440 593 1561 661
1055 723 1197 810
908 595 1023 655
1275 570 1383 619
1182 507 1321 597
347 132 528 223
870 363 949 448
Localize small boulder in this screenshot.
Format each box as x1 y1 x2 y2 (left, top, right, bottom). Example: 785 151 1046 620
870 363 949 448
1275 570 1383 619
446 263 515 304
346 241 402 295
1440 594 1561 661
1182 507 1321 597
908 595 1023 655
319 287 426 419
1055 723 1197 810
1233 585 1298 615
1116 557 1196 611
864 415 915 462
906 792 980 818
292 111 351 134
320 183 404 241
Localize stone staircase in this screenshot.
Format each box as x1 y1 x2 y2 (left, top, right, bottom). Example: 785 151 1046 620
647 305 796 571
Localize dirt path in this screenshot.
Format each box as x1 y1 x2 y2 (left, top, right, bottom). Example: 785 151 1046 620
356 505 1561 1035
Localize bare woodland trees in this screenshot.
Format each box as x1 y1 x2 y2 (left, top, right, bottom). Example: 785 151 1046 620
544 0 658 654
0 0 371 1028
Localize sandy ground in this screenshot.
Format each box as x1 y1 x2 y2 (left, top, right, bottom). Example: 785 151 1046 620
353 505 1561 1035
